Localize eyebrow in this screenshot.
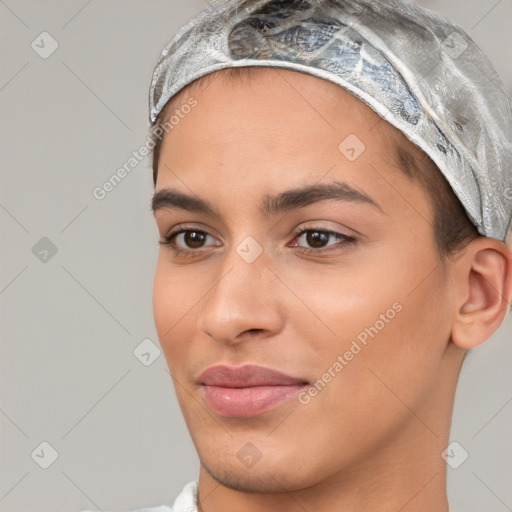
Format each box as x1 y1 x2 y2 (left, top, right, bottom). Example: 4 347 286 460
151 181 384 218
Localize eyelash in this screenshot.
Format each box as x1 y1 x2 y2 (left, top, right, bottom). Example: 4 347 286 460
158 224 356 258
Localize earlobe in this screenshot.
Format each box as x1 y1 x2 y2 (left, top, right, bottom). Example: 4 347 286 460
451 238 512 350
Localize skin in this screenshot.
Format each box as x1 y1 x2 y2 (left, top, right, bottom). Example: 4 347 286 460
151 68 512 512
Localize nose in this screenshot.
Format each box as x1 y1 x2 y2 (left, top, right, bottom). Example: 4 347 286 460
197 243 284 345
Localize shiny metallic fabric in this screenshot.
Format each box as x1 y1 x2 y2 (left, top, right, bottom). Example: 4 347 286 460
148 0 512 245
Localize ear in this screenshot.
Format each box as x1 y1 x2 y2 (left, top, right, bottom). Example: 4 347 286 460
451 237 512 350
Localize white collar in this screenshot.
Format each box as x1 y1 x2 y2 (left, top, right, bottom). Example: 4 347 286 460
168 481 198 511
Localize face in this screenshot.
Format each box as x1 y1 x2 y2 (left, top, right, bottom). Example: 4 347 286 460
152 68 458 493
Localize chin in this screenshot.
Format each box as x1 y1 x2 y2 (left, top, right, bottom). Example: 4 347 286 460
201 457 307 494
197 439 323 495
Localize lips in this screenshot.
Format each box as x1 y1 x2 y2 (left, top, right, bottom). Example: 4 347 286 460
198 364 308 387
197 364 309 417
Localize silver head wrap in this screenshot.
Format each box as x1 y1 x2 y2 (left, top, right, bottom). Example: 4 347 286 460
148 0 512 246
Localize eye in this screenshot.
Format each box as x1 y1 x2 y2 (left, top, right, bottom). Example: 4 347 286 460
290 228 356 254
158 225 356 258
158 225 220 257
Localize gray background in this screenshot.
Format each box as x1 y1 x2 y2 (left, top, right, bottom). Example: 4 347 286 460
0 1 511 511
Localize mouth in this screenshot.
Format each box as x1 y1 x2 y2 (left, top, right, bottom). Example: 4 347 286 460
197 364 309 418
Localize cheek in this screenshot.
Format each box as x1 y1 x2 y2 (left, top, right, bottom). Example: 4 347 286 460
283 266 449 460
152 258 202 364
284 240 449 393
152 262 174 340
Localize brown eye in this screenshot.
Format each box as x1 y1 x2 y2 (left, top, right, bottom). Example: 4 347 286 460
159 227 220 255
304 230 330 248
291 228 356 254
182 230 207 249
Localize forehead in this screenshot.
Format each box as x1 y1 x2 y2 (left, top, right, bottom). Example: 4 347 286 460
165 67 390 126
160 68 401 164
153 68 433 230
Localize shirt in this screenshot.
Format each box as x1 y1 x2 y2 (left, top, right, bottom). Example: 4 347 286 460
81 482 197 512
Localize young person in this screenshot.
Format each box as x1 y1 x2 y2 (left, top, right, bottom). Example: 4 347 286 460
94 1 512 511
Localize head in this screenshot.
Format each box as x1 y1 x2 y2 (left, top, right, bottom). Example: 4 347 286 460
150 67 512 492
